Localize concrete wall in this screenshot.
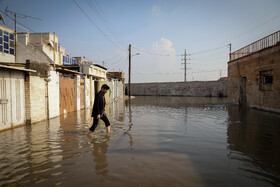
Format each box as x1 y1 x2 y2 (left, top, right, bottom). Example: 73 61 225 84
48 70 60 118
129 81 227 97
228 44 280 113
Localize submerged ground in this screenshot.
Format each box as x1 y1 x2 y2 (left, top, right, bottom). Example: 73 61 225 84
0 96 280 186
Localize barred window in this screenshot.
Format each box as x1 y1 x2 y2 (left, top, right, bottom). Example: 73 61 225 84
259 70 273 91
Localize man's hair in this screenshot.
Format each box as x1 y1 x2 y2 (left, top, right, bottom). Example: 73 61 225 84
101 84 110 90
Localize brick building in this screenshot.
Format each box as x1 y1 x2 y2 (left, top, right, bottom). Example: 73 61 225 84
228 30 280 113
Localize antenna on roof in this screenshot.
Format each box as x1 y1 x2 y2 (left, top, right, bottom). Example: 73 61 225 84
0 12 6 24
5 7 42 21
4 7 41 58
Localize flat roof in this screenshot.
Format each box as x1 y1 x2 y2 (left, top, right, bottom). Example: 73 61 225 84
0 64 36 72
56 67 82 74
93 64 107 70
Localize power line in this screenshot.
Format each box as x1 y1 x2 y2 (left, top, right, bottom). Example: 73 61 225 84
87 0 115 36
73 0 126 52
5 7 42 21
132 46 174 56
109 54 128 66
104 54 124 62
189 45 229 55
230 13 280 44
93 0 116 34
0 10 35 32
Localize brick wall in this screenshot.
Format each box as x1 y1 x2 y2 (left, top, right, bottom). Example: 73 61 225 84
228 44 280 113
26 75 47 123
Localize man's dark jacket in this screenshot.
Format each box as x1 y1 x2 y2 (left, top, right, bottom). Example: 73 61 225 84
91 91 106 117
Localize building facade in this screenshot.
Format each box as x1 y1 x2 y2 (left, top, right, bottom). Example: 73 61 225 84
228 30 280 113
1 24 124 131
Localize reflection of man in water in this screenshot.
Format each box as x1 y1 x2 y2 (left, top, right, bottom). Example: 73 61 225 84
87 84 111 135
92 136 109 176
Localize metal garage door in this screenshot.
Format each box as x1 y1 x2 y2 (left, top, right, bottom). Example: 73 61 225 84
59 76 75 115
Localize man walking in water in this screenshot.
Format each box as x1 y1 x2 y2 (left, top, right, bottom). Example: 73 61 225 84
87 84 111 135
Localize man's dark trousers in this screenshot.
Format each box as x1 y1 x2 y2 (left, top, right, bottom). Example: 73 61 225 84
89 114 110 132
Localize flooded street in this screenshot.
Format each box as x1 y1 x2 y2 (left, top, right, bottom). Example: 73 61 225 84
0 96 280 186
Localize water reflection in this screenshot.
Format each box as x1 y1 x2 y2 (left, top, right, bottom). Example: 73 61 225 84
90 135 109 177
124 99 134 149
227 106 280 186
0 97 280 186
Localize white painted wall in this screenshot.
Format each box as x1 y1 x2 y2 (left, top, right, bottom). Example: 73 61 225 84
75 75 80 111
85 76 90 108
48 71 60 118
90 78 95 107
0 53 15 63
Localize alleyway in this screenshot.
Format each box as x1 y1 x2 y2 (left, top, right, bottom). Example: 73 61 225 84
0 97 280 186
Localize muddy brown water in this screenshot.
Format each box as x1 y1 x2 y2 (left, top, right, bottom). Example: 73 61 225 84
0 96 280 186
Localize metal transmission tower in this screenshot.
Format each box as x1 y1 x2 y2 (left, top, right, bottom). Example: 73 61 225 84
181 49 191 82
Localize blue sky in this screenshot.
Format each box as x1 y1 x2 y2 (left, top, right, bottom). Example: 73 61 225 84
1 0 280 83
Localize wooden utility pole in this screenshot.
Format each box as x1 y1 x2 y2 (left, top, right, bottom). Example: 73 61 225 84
128 44 131 98
14 13 16 57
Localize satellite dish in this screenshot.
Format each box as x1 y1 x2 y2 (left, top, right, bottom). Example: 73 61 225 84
0 12 6 25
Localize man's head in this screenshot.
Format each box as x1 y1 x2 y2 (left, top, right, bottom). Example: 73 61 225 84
101 84 110 94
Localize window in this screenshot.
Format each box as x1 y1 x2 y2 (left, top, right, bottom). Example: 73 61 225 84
4 42 8 49
63 55 77 65
259 70 273 91
10 48 14 55
4 35 8 42
9 33 14 40
0 29 15 55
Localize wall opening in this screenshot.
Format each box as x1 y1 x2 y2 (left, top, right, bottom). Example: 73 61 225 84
259 70 273 91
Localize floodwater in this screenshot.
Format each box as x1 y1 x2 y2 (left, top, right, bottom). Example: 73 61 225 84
0 96 280 186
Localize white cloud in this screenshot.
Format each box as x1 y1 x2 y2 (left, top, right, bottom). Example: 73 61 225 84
151 38 178 77
152 38 176 54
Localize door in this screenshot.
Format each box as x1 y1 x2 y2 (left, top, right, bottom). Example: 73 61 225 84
59 76 75 115
0 71 11 130
239 76 246 106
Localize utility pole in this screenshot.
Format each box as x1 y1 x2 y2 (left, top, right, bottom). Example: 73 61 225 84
5 8 41 58
14 13 16 58
184 49 187 82
229 43 232 61
128 44 131 98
